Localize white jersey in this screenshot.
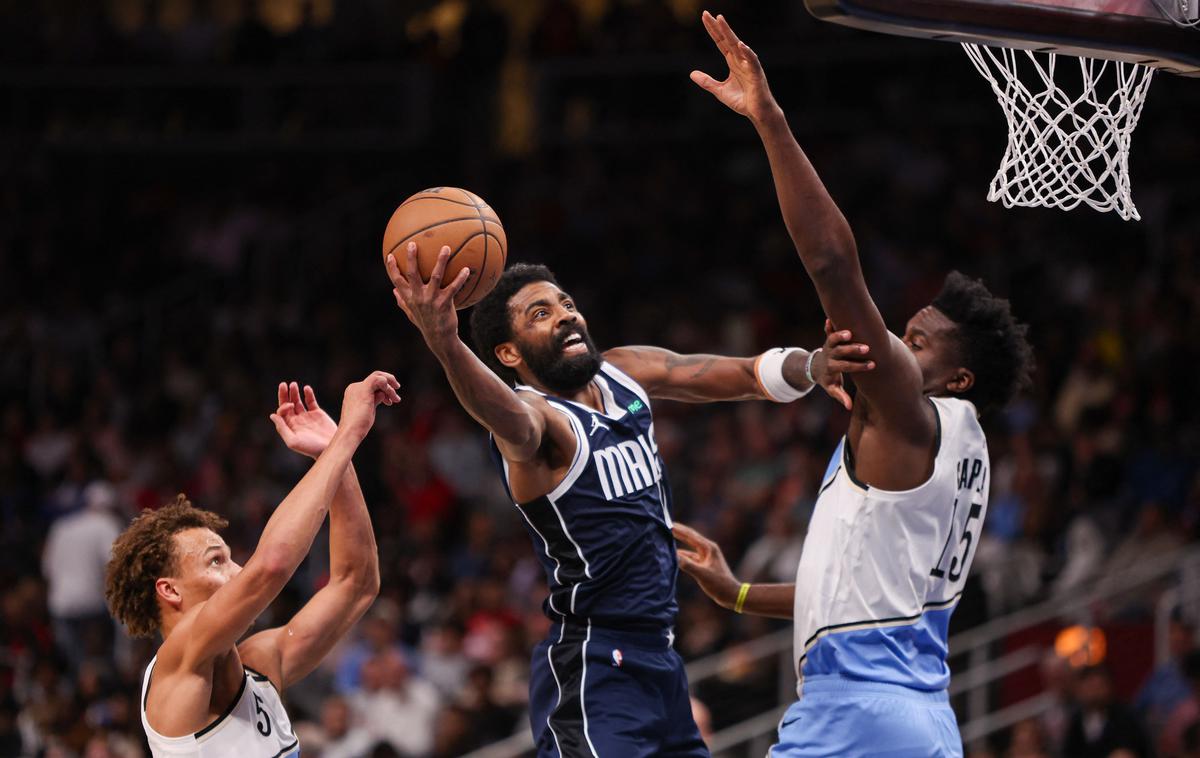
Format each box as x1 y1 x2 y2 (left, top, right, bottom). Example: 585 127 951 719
793 396 989 696
140 656 299 757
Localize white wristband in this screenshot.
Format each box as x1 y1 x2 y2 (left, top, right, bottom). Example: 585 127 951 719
755 347 814 403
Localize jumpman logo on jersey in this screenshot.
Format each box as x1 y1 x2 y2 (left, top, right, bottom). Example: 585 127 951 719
589 414 609 436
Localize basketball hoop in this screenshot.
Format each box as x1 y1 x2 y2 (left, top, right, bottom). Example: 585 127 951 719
962 44 1155 221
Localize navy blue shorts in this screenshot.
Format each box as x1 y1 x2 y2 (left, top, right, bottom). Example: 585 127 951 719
529 622 710 758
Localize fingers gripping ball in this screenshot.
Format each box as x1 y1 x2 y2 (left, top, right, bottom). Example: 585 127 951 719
382 187 508 309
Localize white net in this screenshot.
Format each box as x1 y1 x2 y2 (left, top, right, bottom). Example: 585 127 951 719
962 44 1155 221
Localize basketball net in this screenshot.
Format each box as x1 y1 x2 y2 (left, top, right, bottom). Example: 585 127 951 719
962 44 1155 221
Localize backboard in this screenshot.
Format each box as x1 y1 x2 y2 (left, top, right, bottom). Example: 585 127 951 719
804 0 1200 74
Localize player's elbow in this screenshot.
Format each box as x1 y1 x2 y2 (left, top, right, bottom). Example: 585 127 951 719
358 562 382 600
496 418 542 462
806 248 851 285
253 546 298 587
337 570 381 621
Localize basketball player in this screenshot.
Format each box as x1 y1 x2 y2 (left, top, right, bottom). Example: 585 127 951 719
384 246 874 756
688 11 1034 755
104 373 398 756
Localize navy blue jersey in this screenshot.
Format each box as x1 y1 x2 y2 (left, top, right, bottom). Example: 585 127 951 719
490 362 678 629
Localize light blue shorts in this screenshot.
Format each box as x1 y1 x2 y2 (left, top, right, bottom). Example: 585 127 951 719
770 676 963 758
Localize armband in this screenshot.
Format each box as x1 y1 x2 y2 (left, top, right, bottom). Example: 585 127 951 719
754 347 813 402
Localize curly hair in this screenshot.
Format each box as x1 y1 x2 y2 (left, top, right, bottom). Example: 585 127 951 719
104 495 228 638
932 271 1035 415
468 263 561 385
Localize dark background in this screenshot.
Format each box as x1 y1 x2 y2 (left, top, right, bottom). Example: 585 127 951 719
1 1 1198 757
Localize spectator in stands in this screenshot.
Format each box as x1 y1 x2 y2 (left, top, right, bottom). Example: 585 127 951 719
303 694 375 758
1136 616 1195 740
457 663 516 747
1161 650 1200 757
349 649 441 756
335 599 417 695
0 2 1197 754
737 505 806 585
41 480 122 673
1007 717 1052 757
419 620 470 699
1063 665 1154 758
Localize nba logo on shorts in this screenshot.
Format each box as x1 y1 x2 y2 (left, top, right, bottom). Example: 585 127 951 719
612 649 623 668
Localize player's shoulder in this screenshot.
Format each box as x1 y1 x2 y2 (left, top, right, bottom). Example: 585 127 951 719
143 623 211 710
599 346 661 386
513 386 565 420
157 600 229 673
930 396 986 440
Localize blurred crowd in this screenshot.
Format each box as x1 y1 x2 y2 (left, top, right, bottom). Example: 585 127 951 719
1 0 1198 757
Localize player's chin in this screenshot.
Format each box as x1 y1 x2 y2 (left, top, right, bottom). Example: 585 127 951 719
564 349 601 370
544 353 601 391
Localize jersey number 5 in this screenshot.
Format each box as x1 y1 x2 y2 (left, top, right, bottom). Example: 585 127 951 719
253 692 273 737
930 500 983 582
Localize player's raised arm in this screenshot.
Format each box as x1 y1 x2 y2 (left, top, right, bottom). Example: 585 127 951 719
692 12 932 443
604 322 874 408
673 524 793 620
239 383 382 690
162 372 398 671
386 243 559 463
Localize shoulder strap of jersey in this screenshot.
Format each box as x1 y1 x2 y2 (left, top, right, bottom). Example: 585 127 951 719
599 362 652 408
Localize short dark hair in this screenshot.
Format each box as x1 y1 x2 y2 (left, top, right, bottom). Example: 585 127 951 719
932 271 1034 415
468 263 561 385
104 495 228 637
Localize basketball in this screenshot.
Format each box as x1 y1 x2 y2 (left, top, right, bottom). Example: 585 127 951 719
382 187 508 309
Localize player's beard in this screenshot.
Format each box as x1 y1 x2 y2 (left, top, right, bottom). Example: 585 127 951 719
519 324 602 395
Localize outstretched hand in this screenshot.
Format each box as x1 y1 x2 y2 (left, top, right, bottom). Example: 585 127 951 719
691 11 778 123
386 241 472 350
339 371 402 444
814 320 876 411
270 382 339 459
673 523 741 611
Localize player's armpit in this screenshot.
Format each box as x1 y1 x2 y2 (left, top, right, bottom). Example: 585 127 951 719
498 392 580 502
488 390 560 464
604 346 763 402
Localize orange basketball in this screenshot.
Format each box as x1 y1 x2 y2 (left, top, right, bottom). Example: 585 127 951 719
382 187 507 309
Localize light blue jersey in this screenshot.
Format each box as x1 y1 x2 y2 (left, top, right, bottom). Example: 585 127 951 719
774 397 989 757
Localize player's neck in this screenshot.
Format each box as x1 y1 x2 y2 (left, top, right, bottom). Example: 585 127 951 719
522 375 604 411
564 382 604 412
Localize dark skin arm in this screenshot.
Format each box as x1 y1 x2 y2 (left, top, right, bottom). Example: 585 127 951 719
386 242 577 502
386 242 569 465
604 324 875 408
694 12 935 489
674 523 793 620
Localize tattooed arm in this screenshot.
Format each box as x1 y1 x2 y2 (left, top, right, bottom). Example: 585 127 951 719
603 345 815 403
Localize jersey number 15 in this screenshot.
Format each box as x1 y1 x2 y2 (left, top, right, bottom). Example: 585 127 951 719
930 499 982 583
